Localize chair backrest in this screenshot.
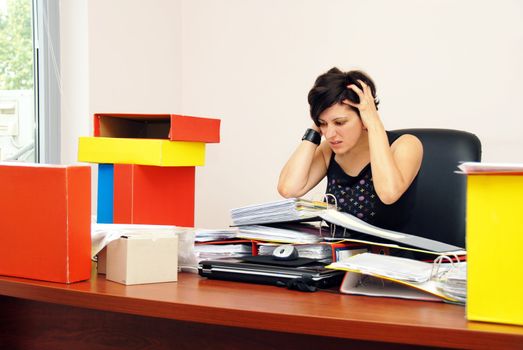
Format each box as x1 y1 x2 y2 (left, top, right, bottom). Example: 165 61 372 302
391 128 482 248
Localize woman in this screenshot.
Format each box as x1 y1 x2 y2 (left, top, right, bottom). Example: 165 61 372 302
278 67 423 231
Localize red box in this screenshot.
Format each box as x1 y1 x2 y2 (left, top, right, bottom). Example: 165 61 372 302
0 163 91 283
113 164 195 226
93 113 221 143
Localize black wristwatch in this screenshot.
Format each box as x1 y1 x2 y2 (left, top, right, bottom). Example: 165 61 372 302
302 128 321 145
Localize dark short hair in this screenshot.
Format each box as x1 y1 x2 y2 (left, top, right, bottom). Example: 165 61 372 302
307 67 379 126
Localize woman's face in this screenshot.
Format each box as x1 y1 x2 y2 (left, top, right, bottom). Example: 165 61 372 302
318 103 364 154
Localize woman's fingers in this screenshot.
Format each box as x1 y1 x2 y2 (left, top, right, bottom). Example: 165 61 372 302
347 80 375 111
347 83 364 97
342 98 358 107
357 80 372 99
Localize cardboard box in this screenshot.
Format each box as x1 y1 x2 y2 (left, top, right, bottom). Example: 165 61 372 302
93 223 186 275
97 247 107 274
78 137 205 166
106 234 178 285
113 164 195 226
466 174 523 326
0 163 91 283
93 113 221 143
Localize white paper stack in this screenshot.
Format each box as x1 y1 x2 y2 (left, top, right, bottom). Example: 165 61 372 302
91 223 187 259
237 225 322 244
332 252 434 283
439 262 467 303
457 162 523 174
320 209 466 255
194 244 252 261
230 198 329 226
258 243 332 260
194 228 239 242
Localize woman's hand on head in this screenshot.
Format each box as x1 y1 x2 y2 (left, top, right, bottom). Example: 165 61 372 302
343 80 380 129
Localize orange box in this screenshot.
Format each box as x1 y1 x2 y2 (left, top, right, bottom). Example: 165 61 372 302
113 164 195 226
0 163 91 283
94 113 221 143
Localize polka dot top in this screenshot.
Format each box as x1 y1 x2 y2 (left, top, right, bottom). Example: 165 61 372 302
325 131 418 232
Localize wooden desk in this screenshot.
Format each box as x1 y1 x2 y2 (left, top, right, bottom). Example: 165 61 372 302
1 268 522 350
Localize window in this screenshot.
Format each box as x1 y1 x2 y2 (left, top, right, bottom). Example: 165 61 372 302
0 0 60 163
0 0 35 162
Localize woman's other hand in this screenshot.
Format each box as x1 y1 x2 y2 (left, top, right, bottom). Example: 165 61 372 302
343 80 380 129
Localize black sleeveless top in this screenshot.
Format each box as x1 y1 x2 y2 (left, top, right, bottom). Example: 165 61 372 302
325 131 417 231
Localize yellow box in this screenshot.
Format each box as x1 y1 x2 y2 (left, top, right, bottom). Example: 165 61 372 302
466 174 523 326
78 137 205 166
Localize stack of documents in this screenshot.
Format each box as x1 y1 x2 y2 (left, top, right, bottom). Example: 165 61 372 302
331 252 434 283
237 225 322 244
92 223 185 259
319 209 466 255
194 244 252 261
229 197 466 263
194 228 239 242
328 253 461 303
438 262 467 303
230 198 329 226
258 243 332 260
457 162 523 174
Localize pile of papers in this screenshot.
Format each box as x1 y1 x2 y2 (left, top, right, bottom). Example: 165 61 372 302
258 243 332 260
195 228 238 242
230 198 329 226
438 262 467 303
194 197 472 302
92 223 185 259
237 225 322 244
319 209 465 255
457 162 523 174
328 252 465 303
194 244 252 261
330 252 434 283
230 198 466 256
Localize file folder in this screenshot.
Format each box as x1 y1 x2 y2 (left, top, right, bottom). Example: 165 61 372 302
328 253 462 303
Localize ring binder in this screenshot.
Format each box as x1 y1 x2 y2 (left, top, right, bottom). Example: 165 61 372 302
328 252 466 303
430 254 455 280
322 193 340 239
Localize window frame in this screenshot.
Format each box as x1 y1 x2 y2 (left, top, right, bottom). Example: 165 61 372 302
33 0 60 163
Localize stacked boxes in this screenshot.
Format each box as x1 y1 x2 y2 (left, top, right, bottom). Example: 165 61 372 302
78 113 220 226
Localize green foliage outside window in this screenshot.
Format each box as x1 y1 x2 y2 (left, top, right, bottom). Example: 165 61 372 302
0 0 33 90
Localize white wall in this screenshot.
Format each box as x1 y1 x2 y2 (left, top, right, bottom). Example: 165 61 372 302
61 0 523 228
60 0 88 164
181 0 523 228
87 0 183 114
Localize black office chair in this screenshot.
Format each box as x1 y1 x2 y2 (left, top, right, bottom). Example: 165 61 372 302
391 129 482 248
